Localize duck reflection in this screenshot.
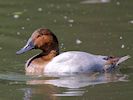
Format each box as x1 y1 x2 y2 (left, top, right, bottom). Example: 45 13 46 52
23 72 128 100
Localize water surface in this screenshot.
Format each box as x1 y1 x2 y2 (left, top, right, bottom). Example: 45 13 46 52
0 0 133 100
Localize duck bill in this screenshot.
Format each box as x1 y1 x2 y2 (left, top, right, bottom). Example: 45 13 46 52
16 38 35 54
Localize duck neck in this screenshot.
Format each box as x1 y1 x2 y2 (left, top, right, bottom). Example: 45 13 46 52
40 49 59 61
41 37 59 60
26 49 59 68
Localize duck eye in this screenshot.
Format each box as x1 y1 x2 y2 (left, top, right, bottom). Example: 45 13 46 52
37 34 41 38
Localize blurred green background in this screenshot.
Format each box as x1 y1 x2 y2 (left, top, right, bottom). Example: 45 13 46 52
0 0 132 100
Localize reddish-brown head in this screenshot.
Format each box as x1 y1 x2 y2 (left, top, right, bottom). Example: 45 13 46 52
16 28 59 54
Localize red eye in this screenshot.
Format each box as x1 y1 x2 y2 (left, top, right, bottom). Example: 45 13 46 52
37 35 41 38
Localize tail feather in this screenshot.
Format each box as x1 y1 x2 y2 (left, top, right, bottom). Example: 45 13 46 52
104 55 130 72
116 55 131 66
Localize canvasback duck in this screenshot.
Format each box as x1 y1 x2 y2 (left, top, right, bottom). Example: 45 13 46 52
16 28 130 75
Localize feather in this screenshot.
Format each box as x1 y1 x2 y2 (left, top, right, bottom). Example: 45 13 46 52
116 55 131 66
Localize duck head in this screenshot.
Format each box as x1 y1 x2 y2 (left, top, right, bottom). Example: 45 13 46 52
16 28 59 55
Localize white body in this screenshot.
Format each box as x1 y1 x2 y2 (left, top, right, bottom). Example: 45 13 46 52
44 51 107 74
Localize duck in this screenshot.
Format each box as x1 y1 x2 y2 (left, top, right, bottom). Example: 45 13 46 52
16 28 130 75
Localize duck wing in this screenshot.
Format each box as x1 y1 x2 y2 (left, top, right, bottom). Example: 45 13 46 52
44 51 107 73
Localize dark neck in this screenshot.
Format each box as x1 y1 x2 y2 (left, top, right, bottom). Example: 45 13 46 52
26 49 59 67
41 47 59 56
41 32 59 56
40 49 59 60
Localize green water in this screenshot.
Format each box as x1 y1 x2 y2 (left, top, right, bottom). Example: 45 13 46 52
0 0 133 100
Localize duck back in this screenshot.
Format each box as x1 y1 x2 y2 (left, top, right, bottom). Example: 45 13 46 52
44 51 107 74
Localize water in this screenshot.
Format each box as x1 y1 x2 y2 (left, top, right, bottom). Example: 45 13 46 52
0 0 133 100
